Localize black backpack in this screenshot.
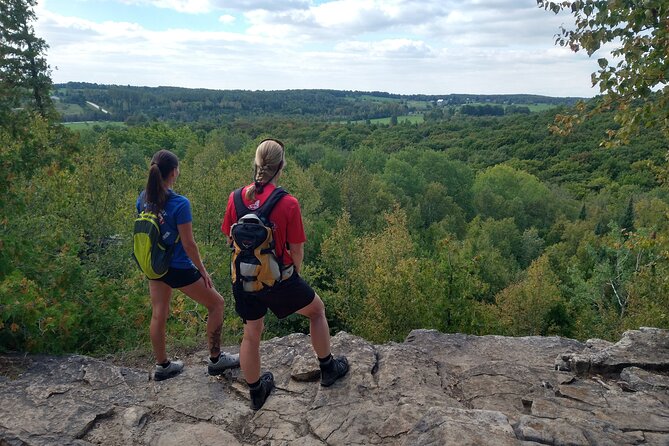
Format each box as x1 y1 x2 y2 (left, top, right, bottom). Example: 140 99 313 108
229 187 289 292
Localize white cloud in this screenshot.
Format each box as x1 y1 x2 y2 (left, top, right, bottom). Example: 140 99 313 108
34 0 600 96
218 14 236 24
119 0 214 14
335 39 434 59
212 0 310 12
243 0 450 38
237 0 572 52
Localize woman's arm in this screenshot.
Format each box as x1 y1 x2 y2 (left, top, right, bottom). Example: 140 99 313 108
178 221 213 288
289 242 304 274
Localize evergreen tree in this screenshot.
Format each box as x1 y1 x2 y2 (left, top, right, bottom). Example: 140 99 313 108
0 0 54 126
578 203 586 220
594 220 608 236
619 197 635 234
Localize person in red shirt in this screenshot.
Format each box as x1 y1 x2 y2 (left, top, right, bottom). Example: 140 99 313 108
221 138 349 410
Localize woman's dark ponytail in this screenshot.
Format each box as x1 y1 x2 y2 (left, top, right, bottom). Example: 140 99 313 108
144 150 179 214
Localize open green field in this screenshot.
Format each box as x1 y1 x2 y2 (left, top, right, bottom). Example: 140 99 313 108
375 114 424 124
350 95 431 110
55 102 85 117
355 94 401 103
462 102 560 112
344 114 424 124
526 103 562 112
350 95 558 113
63 121 126 130
406 100 431 110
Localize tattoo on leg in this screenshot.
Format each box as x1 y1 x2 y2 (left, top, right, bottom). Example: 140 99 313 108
209 323 222 357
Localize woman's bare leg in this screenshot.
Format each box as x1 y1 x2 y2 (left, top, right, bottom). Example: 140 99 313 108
296 294 331 359
149 280 173 363
240 318 264 383
179 278 225 358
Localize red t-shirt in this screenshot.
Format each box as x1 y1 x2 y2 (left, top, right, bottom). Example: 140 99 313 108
221 183 306 265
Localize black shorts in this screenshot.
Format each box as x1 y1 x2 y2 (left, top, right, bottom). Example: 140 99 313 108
153 267 202 289
233 272 316 322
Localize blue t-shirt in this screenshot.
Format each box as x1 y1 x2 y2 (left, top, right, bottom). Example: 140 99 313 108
136 189 194 269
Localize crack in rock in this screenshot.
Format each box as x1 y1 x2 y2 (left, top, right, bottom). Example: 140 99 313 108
322 416 347 442
44 388 70 399
371 349 380 376
554 389 602 408
155 405 214 423
75 406 114 439
466 392 523 404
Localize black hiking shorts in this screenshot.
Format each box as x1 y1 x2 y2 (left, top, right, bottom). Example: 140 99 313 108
233 272 315 323
154 266 202 289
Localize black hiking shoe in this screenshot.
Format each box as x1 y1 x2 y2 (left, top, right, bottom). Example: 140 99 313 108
320 355 349 387
153 360 184 381
249 372 275 410
207 352 240 376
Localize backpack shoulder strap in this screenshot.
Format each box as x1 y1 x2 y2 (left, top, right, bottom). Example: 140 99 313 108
138 190 147 214
232 187 248 220
256 187 288 223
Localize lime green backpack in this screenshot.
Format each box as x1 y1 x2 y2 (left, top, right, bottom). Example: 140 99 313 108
133 210 179 279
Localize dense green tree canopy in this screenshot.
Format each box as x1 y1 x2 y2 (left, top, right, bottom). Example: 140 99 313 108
2 108 668 353
472 165 556 231
1 2 669 354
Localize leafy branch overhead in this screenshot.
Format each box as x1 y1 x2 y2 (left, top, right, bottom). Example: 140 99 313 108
538 0 669 146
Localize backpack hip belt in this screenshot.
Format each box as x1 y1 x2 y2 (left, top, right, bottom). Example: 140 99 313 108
281 264 294 281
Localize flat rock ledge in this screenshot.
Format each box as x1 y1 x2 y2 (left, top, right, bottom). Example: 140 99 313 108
1 328 668 445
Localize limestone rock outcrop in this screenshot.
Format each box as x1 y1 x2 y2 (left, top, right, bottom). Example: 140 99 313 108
1 328 668 445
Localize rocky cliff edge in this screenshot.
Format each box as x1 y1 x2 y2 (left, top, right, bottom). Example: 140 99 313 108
1 328 668 445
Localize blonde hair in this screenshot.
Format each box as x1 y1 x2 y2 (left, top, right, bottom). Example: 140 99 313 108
245 138 285 201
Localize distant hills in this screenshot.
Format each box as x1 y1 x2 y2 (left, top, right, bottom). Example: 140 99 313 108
53 81 585 124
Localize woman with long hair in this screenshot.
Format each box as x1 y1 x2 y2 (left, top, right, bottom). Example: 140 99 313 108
138 149 239 380
221 139 348 410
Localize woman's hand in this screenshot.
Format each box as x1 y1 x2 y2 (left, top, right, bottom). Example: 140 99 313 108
200 268 214 289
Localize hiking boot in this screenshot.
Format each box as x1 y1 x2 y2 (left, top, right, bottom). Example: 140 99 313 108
249 372 275 410
153 360 184 381
320 355 349 387
207 352 240 376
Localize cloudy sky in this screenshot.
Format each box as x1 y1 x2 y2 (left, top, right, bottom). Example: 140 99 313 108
34 0 601 97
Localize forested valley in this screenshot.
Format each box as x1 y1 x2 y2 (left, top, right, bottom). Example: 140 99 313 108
52 82 581 123
2 101 669 354
2 0 668 357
